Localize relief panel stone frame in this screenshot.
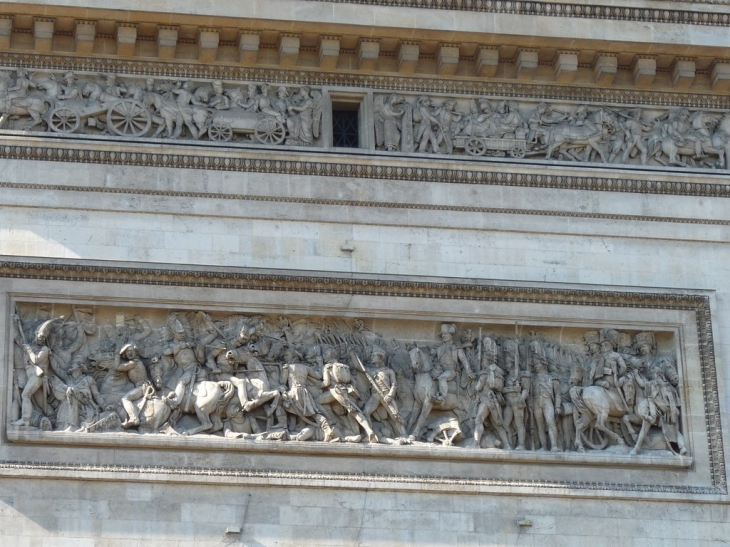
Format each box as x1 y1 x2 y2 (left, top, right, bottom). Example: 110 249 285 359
0 260 724 499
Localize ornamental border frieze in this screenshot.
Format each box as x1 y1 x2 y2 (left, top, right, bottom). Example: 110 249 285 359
296 0 730 25
0 461 724 497
0 260 725 495
2 52 729 111
2 143 730 200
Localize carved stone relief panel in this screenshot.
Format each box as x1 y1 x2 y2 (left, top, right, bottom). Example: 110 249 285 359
9 301 689 460
1 66 729 170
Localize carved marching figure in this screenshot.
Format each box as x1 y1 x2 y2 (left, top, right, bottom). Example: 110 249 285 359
356 346 409 441
501 338 530 450
528 340 562 452
435 323 476 403
115 343 153 428
318 346 379 443
473 337 511 449
11 315 60 426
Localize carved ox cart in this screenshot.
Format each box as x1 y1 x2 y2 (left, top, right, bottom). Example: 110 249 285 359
454 133 527 159
46 98 152 137
206 109 286 145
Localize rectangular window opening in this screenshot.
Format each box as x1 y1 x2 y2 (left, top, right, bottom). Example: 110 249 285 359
332 101 360 148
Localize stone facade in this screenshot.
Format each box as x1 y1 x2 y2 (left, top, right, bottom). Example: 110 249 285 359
0 1 729 546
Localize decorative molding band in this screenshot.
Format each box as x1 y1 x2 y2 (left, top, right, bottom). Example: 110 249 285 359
2 142 730 199
0 260 725 494
1 181 729 227
0 461 724 496
296 0 730 26
1 52 728 110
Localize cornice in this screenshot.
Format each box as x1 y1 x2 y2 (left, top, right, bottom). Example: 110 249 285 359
296 0 730 25
0 260 724 495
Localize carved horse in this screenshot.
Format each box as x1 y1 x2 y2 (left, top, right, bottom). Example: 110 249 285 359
142 91 181 138
711 112 730 170
570 381 629 452
149 353 235 435
407 345 468 440
0 80 51 130
544 109 617 163
223 347 281 416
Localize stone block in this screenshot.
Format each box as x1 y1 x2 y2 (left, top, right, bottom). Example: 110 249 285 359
156 26 177 59
710 60 730 92
671 58 696 89
0 17 12 50
554 51 578 83
198 28 219 62
632 56 656 87
238 31 259 65
116 23 137 57
74 20 96 54
475 46 499 77
278 34 300 67
33 18 54 53
437 43 460 75
516 49 538 80
358 38 379 70
397 41 419 74
593 53 618 85
318 36 340 69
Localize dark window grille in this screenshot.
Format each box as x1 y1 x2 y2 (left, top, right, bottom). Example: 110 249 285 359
332 110 359 148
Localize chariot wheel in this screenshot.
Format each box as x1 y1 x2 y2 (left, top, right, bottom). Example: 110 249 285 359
580 426 608 450
208 120 233 142
465 137 487 157
48 106 80 134
509 144 526 159
253 117 286 145
106 99 152 137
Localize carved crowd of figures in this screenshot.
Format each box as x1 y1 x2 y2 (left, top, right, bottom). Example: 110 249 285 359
375 94 730 169
10 306 686 457
0 67 727 170
0 69 322 146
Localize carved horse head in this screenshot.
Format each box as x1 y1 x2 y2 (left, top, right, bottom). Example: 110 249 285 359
409 345 434 374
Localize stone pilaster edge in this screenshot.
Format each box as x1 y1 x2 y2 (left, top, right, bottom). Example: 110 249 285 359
0 260 725 494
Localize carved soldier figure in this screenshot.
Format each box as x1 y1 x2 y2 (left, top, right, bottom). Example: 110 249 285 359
473 337 511 449
58 71 81 101
360 346 408 439
279 347 332 437
413 96 442 153
434 323 476 404
116 343 152 428
172 80 205 139
582 331 601 387
11 317 58 426
50 355 104 431
435 99 461 154
8 68 36 99
208 80 230 110
162 320 203 410
527 102 569 145
501 338 530 450
528 340 562 452
318 346 378 443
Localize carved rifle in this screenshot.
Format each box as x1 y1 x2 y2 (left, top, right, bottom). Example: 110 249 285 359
350 349 405 425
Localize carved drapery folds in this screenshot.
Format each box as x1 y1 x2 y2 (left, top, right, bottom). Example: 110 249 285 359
9 304 686 458
0 67 729 170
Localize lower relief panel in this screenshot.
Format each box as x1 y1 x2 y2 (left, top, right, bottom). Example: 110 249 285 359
0 263 724 498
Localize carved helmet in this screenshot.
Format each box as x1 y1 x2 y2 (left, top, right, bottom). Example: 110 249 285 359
36 318 61 341
118 343 138 357
481 337 498 363
600 328 620 350
370 345 387 361
583 331 600 347
440 323 457 336
634 332 655 350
